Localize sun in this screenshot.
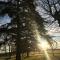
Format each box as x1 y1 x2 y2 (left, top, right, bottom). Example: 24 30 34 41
41 42 49 50
38 41 50 50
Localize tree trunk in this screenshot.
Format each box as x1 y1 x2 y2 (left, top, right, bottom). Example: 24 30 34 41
9 44 11 59
27 51 29 57
16 0 22 60
16 16 22 60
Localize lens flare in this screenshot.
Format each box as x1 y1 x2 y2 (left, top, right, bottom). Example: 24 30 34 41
30 20 51 60
44 50 51 60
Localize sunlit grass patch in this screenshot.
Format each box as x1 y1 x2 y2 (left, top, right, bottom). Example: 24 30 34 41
24 55 46 60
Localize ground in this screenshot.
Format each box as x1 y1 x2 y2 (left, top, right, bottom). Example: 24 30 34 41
0 51 60 60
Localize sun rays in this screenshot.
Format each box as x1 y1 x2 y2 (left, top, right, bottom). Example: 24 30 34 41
30 20 51 60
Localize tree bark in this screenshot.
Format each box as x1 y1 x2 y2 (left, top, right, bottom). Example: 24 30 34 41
26 51 29 57
16 0 22 60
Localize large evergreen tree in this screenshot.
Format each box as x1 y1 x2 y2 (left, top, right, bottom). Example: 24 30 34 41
0 0 55 60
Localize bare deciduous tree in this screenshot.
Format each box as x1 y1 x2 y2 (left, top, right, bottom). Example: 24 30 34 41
35 0 60 26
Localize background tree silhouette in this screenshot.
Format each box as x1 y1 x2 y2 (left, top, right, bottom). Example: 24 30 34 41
35 0 60 26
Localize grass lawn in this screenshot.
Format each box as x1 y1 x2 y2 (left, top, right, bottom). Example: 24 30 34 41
24 55 46 60
1 52 60 60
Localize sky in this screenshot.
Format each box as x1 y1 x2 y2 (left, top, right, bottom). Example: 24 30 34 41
0 14 11 26
0 0 8 2
0 13 60 49
35 1 60 42
35 0 60 49
0 0 60 49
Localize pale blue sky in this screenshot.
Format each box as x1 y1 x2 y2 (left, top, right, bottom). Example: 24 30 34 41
0 14 11 26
